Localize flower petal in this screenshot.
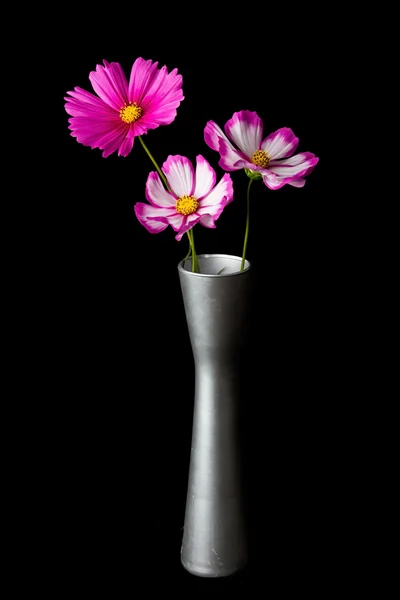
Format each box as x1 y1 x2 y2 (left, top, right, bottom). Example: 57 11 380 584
197 197 228 229
204 120 230 152
64 87 115 118
224 110 263 157
261 127 299 160
128 58 162 106
162 155 195 197
65 78 134 156
89 61 128 111
196 171 232 227
198 173 233 209
218 139 250 171
145 171 177 208
134 202 179 234
128 58 184 131
199 209 225 229
139 66 184 127
204 120 247 171
167 212 186 231
130 121 149 137
288 178 306 188
268 152 319 178
261 173 286 190
261 173 309 190
117 128 135 157
193 155 216 200
175 214 202 241
67 115 128 157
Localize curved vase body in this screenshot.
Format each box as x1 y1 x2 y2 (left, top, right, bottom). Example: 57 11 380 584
178 254 251 578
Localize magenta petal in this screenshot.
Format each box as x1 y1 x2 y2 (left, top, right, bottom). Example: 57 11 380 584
134 202 179 234
162 155 195 197
145 171 177 208
197 196 228 228
193 155 216 200
204 120 248 170
140 67 183 116
218 137 250 171
128 58 161 105
198 173 233 209
89 61 128 111
134 203 170 233
288 178 306 188
166 212 185 232
269 152 318 168
67 115 128 156
204 120 228 152
65 83 130 156
117 129 135 157
198 214 217 229
224 110 263 157
268 152 319 178
64 87 115 118
98 126 130 158
175 214 202 241
261 127 299 160
261 174 287 190
128 59 184 132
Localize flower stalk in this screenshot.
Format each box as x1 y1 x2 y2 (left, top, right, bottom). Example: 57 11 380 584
241 170 262 270
139 136 171 191
241 176 253 271
187 229 200 273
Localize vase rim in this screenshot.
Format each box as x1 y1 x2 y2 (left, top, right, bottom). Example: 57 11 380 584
178 253 251 277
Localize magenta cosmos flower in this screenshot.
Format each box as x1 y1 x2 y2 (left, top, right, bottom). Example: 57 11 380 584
134 155 233 241
204 110 319 190
64 58 184 158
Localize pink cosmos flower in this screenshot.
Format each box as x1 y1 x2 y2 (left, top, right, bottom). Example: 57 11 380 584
134 155 233 241
204 110 319 190
64 58 184 158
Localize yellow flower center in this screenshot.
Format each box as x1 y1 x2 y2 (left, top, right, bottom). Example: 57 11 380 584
120 102 142 124
176 195 199 216
251 149 270 168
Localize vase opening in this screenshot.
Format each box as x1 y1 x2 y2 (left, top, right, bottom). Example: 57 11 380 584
179 253 251 276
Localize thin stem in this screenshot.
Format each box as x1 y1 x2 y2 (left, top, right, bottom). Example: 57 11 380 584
138 136 170 191
241 177 254 271
187 229 200 273
182 236 192 265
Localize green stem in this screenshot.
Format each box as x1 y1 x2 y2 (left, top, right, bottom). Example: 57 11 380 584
182 238 192 266
241 177 254 271
138 136 170 191
187 229 200 273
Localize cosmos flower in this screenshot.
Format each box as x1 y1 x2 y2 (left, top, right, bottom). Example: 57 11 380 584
204 110 319 189
134 155 233 241
64 58 184 158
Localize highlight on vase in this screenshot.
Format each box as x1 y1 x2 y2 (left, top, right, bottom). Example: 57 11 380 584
204 110 319 189
64 58 184 158
134 154 233 241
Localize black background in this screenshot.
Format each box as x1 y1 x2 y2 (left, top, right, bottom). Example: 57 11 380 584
37 11 340 592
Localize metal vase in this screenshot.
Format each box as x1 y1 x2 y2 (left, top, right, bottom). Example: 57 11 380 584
178 253 251 578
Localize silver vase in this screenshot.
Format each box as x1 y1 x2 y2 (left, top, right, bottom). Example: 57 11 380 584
178 253 252 578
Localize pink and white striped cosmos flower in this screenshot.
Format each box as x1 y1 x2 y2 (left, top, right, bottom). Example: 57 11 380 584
64 58 184 158
204 110 319 190
134 155 233 241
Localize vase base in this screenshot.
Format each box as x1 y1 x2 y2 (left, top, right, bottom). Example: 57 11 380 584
181 557 248 578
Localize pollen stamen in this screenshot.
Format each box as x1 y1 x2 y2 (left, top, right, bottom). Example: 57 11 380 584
251 149 270 168
176 195 199 216
120 102 142 124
